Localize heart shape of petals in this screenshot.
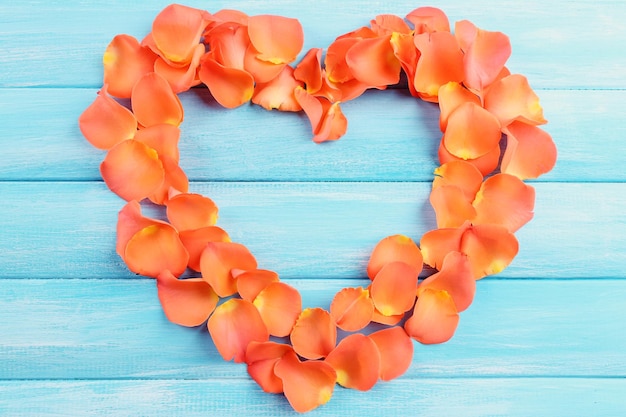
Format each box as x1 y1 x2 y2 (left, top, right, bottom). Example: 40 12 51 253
79 4 556 413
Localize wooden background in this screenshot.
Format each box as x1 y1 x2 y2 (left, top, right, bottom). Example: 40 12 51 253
1 1 626 415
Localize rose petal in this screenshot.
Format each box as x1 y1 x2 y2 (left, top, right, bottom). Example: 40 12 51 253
345 35 401 86
116 200 169 258
154 43 205 93
442 102 502 160
124 223 189 277
274 351 336 413
404 288 459 344
429 185 477 228
131 72 184 127
501 121 557 180
484 74 547 126
103 35 158 98
473 173 535 232
432 160 483 201
406 7 450 34
370 261 419 316
166 193 218 231
245 341 293 394
329 287 374 332
200 241 257 297
151 4 210 65
290 308 337 360
252 65 303 111
156 270 218 326
325 333 380 391
369 326 414 381
413 31 464 100
198 52 255 108
79 85 137 150
367 234 423 280
100 139 164 201
148 155 189 205
179 226 231 271
253 282 302 337
437 81 481 131
294 48 323 93
247 15 304 64
461 223 519 279
418 251 475 312
236 269 280 302
438 135 501 176
207 298 269 363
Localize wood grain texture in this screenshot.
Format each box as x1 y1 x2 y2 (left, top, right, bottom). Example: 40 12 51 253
1 279 625 380
0 182 624 279
1 88 625 182
1 1 625 89
1 0 625 416
1 378 625 417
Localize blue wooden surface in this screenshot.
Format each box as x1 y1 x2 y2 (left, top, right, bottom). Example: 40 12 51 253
1 1 626 416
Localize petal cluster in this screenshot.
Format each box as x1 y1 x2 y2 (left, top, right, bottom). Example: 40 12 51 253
78 4 557 413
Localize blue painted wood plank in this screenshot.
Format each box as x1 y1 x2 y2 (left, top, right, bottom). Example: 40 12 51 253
1 88 624 182
1 378 625 417
0 182 623 280
1 279 625 380
1 1 625 89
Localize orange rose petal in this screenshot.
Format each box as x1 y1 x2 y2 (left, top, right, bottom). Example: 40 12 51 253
313 101 348 143
245 341 293 394
200 241 258 297
367 234 423 280
133 124 181 163
253 282 302 337
418 251 475 312
345 35 401 86
432 160 483 200
371 307 404 325
236 269 280 302
207 298 269 363
154 43 205 93
148 155 189 205
78 85 137 150
205 23 248 70
484 74 547 126
371 14 412 36
103 34 158 98
198 53 254 108
461 223 519 279
131 72 184 127
437 81 481 131
247 15 304 64
151 4 210 65
406 7 450 34
124 223 189 277
100 139 164 201
294 48 323 93
274 351 336 413
390 32 419 96
429 185 477 228
243 44 286 83
166 193 218 231
455 20 511 92
405 288 459 344
442 102 502 160
438 139 501 177
156 270 218 326
420 223 467 270
473 173 535 232
325 333 380 391
370 261 419 316
290 308 337 360
368 326 414 381
252 65 303 111
179 226 231 271
413 31 464 100
501 121 557 180
115 200 169 257
325 37 361 84
329 287 374 332
210 9 249 27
